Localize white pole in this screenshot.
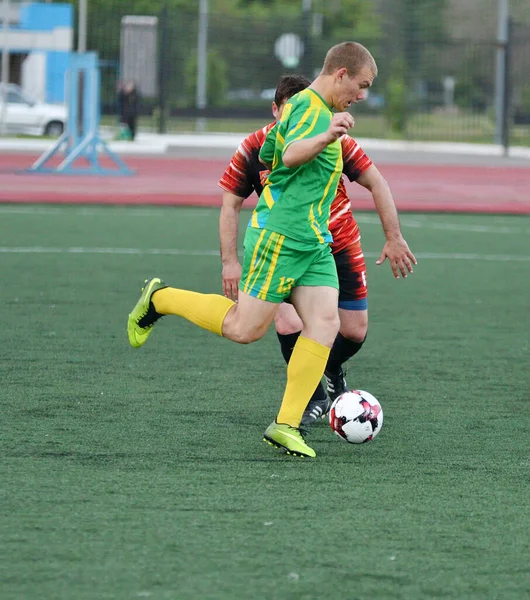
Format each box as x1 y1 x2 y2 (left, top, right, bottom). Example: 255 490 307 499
495 0 509 146
196 0 208 132
78 0 87 53
0 0 10 137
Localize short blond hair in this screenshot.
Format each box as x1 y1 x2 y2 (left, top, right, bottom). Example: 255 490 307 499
321 42 378 78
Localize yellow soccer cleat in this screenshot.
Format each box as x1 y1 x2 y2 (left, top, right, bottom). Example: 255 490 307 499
127 277 167 348
263 422 316 458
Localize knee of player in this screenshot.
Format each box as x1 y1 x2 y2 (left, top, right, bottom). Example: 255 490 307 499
303 313 339 347
331 315 341 336
322 315 341 347
274 317 300 336
274 302 303 335
321 313 341 337
339 310 368 343
341 323 368 344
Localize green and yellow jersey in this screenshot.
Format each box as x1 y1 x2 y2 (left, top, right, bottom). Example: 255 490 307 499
251 88 343 245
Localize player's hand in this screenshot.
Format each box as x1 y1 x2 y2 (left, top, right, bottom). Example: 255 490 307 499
376 237 417 279
326 112 355 143
222 260 242 300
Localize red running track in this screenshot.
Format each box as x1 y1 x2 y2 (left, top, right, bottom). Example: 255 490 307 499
0 153 529 213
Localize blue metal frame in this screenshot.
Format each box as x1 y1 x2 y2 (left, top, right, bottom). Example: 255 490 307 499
28 53 134 176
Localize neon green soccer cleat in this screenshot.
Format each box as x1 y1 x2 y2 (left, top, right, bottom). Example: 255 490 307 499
127 277 168 348
263 422 316 458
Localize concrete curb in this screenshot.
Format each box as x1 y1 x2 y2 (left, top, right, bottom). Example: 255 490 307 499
0 133 529 160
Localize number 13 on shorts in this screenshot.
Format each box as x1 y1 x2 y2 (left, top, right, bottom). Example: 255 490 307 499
277 277 295 294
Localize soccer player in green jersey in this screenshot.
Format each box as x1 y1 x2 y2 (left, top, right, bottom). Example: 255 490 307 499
127 42 380 458
218 75 416 428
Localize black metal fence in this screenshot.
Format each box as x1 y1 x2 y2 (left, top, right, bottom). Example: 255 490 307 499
76 0 529 145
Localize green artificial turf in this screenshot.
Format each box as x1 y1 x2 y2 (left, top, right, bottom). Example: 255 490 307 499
1 206 529 599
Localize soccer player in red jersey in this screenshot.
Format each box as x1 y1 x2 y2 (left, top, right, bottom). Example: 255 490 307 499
218 74 416 425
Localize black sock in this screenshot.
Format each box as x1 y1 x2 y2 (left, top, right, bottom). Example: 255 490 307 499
326 333 366 374
277 331 327 402
276 331 301 364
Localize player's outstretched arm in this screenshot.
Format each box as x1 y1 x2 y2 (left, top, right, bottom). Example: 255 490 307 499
219 191 245 299
356 164 417 279
283 112 354 168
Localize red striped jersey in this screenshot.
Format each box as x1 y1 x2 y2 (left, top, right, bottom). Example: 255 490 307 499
218 123 275 200
218 123 372 254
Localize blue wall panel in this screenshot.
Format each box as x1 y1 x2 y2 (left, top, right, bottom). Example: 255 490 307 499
19 3 73 31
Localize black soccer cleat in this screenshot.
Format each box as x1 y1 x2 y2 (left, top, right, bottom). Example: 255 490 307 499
324 368 348 402
301 394 331 426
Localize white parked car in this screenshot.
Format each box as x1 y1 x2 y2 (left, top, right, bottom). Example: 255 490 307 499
0 84 67 137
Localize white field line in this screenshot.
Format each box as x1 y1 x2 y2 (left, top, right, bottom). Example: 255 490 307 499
355 214 530 235
0 205 527 235
0 246 529 262
0 247 220 256
0 206 216 218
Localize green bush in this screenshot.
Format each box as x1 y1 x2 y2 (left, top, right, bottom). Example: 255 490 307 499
184 49 228 107
520 85 530 115
384 61 407 133
454 78 489 112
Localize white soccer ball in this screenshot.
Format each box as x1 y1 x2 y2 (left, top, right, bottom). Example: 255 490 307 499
329 390 383 444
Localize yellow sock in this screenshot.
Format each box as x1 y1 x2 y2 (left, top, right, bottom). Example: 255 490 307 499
152 288 235 337
276 336 331 427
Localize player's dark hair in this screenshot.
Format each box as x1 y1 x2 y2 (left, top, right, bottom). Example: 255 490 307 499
274 75 311 106
321 42 378 78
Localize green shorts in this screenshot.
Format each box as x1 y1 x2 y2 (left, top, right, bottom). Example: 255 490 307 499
239 227 339 303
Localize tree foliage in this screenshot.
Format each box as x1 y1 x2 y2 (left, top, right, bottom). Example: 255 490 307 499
52 0 383 109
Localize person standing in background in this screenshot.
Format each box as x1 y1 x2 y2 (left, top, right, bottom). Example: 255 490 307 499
117 80 140 141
